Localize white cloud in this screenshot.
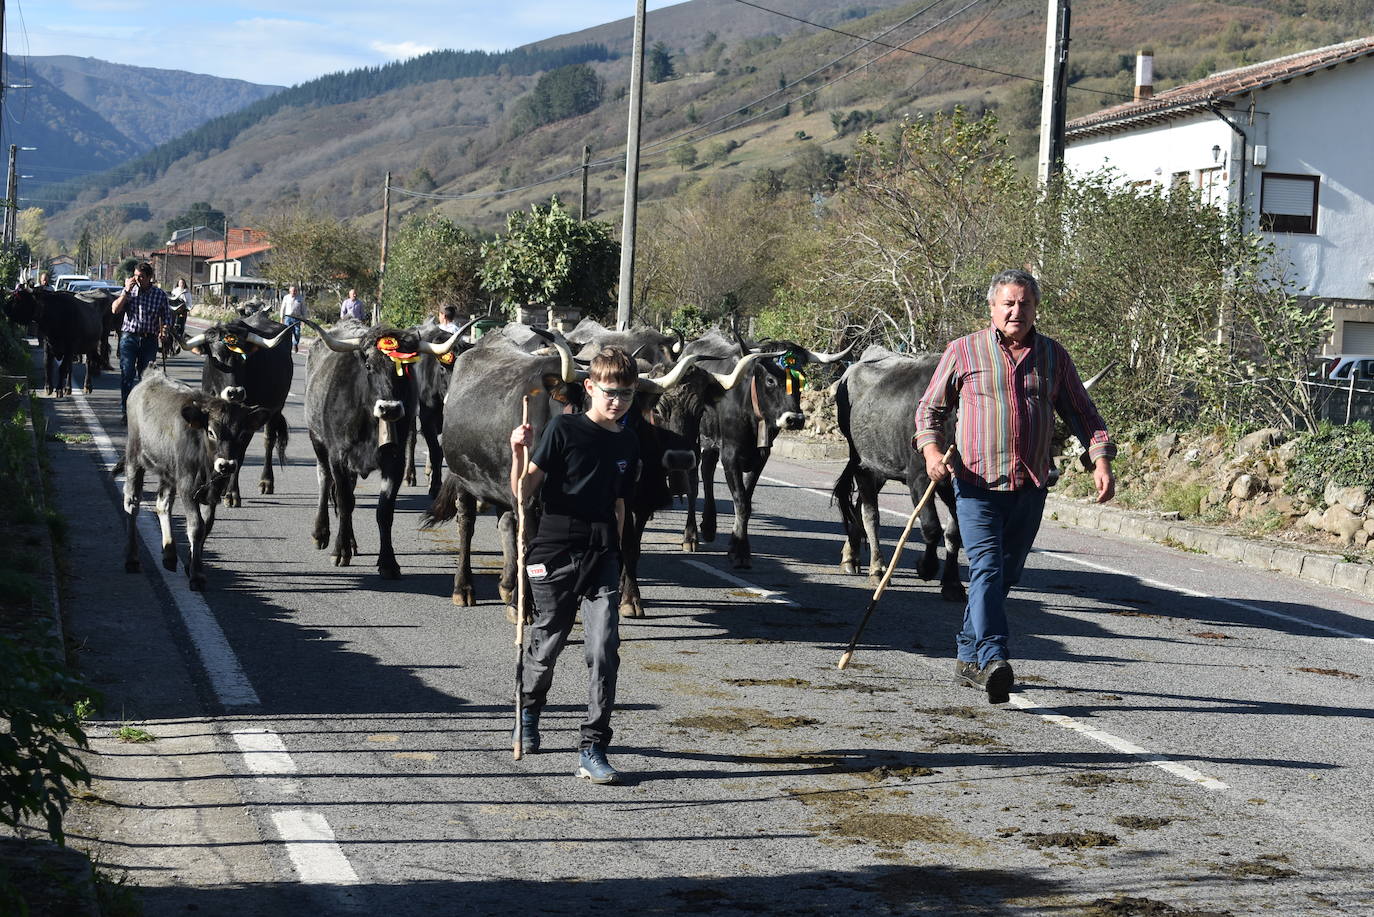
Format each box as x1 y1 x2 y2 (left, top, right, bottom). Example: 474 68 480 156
369 41 437 61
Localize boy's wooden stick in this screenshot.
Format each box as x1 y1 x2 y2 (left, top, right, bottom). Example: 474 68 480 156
513 397 531 760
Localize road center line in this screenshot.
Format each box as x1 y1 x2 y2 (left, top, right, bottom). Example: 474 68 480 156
680 558 797 605
232 728 298 774
73 392 260 707
271 811 360 885
1043 550 1374 644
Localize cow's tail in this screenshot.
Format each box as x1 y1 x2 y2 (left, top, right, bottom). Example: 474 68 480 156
419 474 461 530
832 456 862 536
272 413 289 469
111 457 125 477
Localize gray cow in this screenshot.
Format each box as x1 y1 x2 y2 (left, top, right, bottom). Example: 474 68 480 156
117 372 270 591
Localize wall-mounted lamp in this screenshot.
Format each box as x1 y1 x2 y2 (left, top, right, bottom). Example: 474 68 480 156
1211 144 1222 163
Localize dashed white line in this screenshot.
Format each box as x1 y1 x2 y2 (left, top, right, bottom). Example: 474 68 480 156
232 728 298 774
272 811 360 884
680 558 798 605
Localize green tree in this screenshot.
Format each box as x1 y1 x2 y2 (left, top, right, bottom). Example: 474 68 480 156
671 144 699 171
381 213 484 326
480 199 619 321
259 207 376 300
648 42 675 83
165 201 227 239
509 63 604 134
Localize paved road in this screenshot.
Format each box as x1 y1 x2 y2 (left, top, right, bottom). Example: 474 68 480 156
42 339 1374 915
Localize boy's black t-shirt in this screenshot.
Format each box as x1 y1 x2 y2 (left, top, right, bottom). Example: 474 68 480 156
530 412 640 524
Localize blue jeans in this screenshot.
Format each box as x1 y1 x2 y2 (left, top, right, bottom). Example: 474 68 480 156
953 478 1048 667
284 315 302 349
119 332 160 411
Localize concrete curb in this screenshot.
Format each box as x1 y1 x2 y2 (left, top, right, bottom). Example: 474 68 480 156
1045 493 1374 600
772 434 849 461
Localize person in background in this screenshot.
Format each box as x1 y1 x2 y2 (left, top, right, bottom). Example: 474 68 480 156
437 304 460 334
340 288 367 323
111 262 172 420
279 285 307 353
170 278 192 309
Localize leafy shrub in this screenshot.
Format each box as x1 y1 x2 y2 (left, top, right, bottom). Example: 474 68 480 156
1286 422 1374 500
1159 482 1207 518
0 632 92 845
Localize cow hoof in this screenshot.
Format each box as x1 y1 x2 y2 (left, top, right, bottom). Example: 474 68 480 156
125 560 140 573
504 605 519 624
700 526 717 542
259 481 274 495
333 554 351 567
729 556 752 570
498 585 515 606
313 532 329 550
619 602 644 618
405 472 417 487
917 559 939 581
942 584 968 603
189 576 206 592
378 565 401 580
840 561 858 575
681 540 697 553
162 552 178 572
451 590 476 607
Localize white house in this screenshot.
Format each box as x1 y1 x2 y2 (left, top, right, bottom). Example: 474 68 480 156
1065 37 1374 354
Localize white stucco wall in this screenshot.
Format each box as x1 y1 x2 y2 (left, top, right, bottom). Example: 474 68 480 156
1065 55 1374 304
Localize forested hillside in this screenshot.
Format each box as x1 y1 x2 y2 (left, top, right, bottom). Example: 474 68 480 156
40 0 1374 245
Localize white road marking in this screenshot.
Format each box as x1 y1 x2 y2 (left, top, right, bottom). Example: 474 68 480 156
232 728 298 774
680 558 798 605
1043 550 1374 644
72 392 260 707
272 811 360 884
1006 695 1230 790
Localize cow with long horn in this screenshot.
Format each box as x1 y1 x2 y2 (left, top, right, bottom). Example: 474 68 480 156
676 328 854 568
304 319 462 579
406 317 482 498
184 314 295 506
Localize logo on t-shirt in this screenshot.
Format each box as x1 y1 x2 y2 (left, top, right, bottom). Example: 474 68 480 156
616 459 628 474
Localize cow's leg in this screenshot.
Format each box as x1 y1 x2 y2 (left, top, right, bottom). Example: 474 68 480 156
182 493 209 592
44 349 57 397
724 462 755 569
681 464 700 552
834 462 865 575
331 461 358 567
223 460 243 508
82 352 96 395
404 419 418 487
909 474 943 582
698 446 720 543
260 412 287 495
451 491 478 606
497 509 518 612
155 481 178 572
937 482 966 602
123 464 144 573
311 435 333 550
619 511 649 618
375 445 403 579
423 423 445 500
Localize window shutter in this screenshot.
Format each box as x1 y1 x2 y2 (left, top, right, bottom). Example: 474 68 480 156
1262 176 1315 215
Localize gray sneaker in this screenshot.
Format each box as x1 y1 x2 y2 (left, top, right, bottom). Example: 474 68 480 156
576 744 621 784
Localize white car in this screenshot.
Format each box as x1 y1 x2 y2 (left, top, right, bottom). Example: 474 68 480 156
52 274 93 290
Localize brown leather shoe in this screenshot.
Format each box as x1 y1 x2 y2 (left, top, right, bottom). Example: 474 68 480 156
974 660 1013 704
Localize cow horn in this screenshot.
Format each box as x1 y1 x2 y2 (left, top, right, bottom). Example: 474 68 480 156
313 320 365 352
182 330 209 350
419 318 480 356
668 327 685 355
244 323 294 349
637 353 702 394
710 350 779 391
802 340 856 364
1082 360 1117 390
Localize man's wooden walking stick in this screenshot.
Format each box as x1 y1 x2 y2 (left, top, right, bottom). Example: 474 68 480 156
513 396 531 760
837 445 955 670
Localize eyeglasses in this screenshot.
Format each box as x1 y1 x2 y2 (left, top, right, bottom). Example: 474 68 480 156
592 382 636 401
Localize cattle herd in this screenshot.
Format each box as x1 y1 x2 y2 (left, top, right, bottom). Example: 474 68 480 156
5 288 1016 611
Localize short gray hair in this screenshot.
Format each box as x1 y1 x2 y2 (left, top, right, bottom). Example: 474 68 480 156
986 269 1039 304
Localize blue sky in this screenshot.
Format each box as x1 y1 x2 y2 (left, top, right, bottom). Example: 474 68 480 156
11 1 678 86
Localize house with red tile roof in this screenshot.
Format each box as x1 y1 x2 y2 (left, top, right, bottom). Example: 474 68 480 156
1065 37 1374 353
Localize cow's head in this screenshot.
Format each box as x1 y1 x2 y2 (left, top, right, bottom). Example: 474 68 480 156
186 320 293 401
3 288 39 325
749 339 855 433
181 396 272 503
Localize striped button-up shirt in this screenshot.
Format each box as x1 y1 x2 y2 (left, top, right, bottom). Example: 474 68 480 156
120 285 173 337
914 326 1115 491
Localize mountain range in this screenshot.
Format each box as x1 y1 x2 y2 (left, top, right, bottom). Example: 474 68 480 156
26 0 1374 246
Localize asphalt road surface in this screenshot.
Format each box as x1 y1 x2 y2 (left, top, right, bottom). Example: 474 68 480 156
40 338 1374 916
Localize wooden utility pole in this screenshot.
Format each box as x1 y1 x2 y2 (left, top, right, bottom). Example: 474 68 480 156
222 218 229 302
616 0 647 331
376 171 391 325
1036 0 1071 185
3 145 15 249
580 145 591 220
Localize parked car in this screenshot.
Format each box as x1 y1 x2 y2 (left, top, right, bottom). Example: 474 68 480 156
1312 355 1374 383
64 280 122 295
52 274 93 291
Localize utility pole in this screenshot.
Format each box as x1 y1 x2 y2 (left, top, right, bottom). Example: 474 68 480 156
376 170 391 325
580 145 591 220
616 0 647 331
4 145 16 249
1036 0 1071 185
222 218 230 303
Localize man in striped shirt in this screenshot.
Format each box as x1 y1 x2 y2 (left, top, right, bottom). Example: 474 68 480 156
111 261 173 420
915 269 1115 704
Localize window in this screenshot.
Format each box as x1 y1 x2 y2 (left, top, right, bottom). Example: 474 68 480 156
1260 173 1319 233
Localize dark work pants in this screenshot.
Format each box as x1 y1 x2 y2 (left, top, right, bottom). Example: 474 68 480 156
953 478 1048 667
520 547 622 750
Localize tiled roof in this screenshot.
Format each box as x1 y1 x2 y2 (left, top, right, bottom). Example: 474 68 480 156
154 227 271 260
208 242 273 262
1067 36 1374 137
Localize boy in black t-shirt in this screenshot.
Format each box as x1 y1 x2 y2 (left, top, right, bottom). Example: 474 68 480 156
509 345 641 784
